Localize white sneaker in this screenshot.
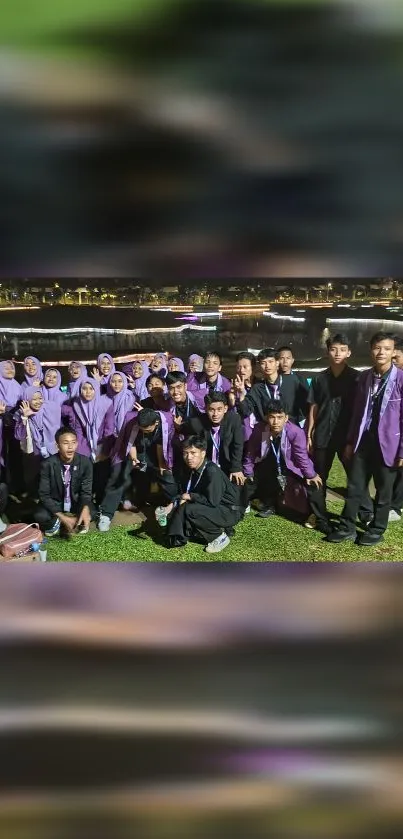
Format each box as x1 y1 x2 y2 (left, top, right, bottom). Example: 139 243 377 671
305 513 317 529
98 514 111 532
388 510 401 522
244 505 251 513
0 516 7 534
205 532 230 554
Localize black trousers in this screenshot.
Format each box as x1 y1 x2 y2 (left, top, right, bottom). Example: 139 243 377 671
0 483 8 516
340 432 397 535
168 500 241 544
35 501 97 532
391 470 403 514
313 441 373 520
242 457 323 522
132 463 179 507
21 453 42 498
100 460 133 520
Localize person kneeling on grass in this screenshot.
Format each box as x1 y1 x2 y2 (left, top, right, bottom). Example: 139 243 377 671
35 427 94 537
159 434 242 553
242 400 328 532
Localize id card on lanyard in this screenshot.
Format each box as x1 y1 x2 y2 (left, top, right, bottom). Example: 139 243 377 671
271 437 287 492
210 427 221 467
265 375 282 401
186 462 207 493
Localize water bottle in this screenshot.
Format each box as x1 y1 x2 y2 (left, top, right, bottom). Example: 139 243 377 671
155 506 168 527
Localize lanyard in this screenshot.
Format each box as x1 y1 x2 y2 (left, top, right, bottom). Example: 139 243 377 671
270 438 283 475
210 427 220 453
186 461 207 493
265 375 282 400
175 397 190 419
370 372 390 402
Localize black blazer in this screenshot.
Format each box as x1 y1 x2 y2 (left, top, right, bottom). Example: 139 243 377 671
238 375 306 424
38 453 93 516
178 460 240 509
189 411 244 475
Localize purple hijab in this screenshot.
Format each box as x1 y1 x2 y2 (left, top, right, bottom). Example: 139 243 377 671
149 353 167 378
24 386 61 456
122 359 149 401
167 357 185 373
187 354 204 372
41 368 67 407
73 377 112 458
96 353 116 385
67 361 88 399
21 356 43 397
106 371 135 435
0 361 22 408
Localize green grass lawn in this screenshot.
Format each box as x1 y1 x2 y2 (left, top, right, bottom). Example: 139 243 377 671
47 458 403 562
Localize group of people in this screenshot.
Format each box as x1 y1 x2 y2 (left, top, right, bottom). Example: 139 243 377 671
0 332 402 553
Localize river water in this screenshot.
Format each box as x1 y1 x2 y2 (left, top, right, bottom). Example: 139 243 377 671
2 305 403 380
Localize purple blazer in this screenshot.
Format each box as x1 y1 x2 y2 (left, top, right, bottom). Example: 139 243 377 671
347 365 403 467
187 372 232 394
243 420 316 480
61 402 115 458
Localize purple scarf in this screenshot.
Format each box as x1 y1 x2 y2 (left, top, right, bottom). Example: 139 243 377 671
168 357 185 373
21 356 43 397
41 368 67 407
106 371 135 435
73 377 112 458
24 386 61 456
122 359 149 401
187 353 204 372
96 353 116 385
0 361 22 408
112 410 174 468
67 361 88 399
149 353 167 378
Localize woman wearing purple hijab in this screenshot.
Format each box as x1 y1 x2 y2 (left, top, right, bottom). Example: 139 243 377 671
21 356 43 397
123 359 149 402
41 368 67 407
106 371 136 437
14 387 61 496
0 361 23 488
67 361 88 399
149 353 167 378
92 353 116 387
167 357 185 373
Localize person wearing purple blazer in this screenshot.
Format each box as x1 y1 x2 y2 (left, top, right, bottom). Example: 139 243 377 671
328 332 403 546
67 361 88 400
167 357 185 373
41 368 67 408
106 371 136 438
0 361 23 495
97 407 177 530
14 386 61 496
123 359 149 402
20 356 43 398
187 351 232 395
243 399 327 531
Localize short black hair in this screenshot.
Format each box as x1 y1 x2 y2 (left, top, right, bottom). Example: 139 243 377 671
138 409 159 428
276 345 294 356
204 391 228 407
55 426 77 443
166 371 187 386
265 399 288 416
257 348 277 362
204 351 222 364
326 332 351 350
183 434 208 451
145 373 165 389
236 351 256 367
370 332 396 349
394 337 403 351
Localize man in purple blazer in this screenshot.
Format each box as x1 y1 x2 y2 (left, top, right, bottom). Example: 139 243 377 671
243 399 328 531
328 332 403 546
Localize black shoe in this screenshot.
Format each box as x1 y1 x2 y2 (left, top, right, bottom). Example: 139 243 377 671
167 536 187 549
256 506 276 518
326 528 357 543
357 531 384 547
316 521 333 536
225 526 235 538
